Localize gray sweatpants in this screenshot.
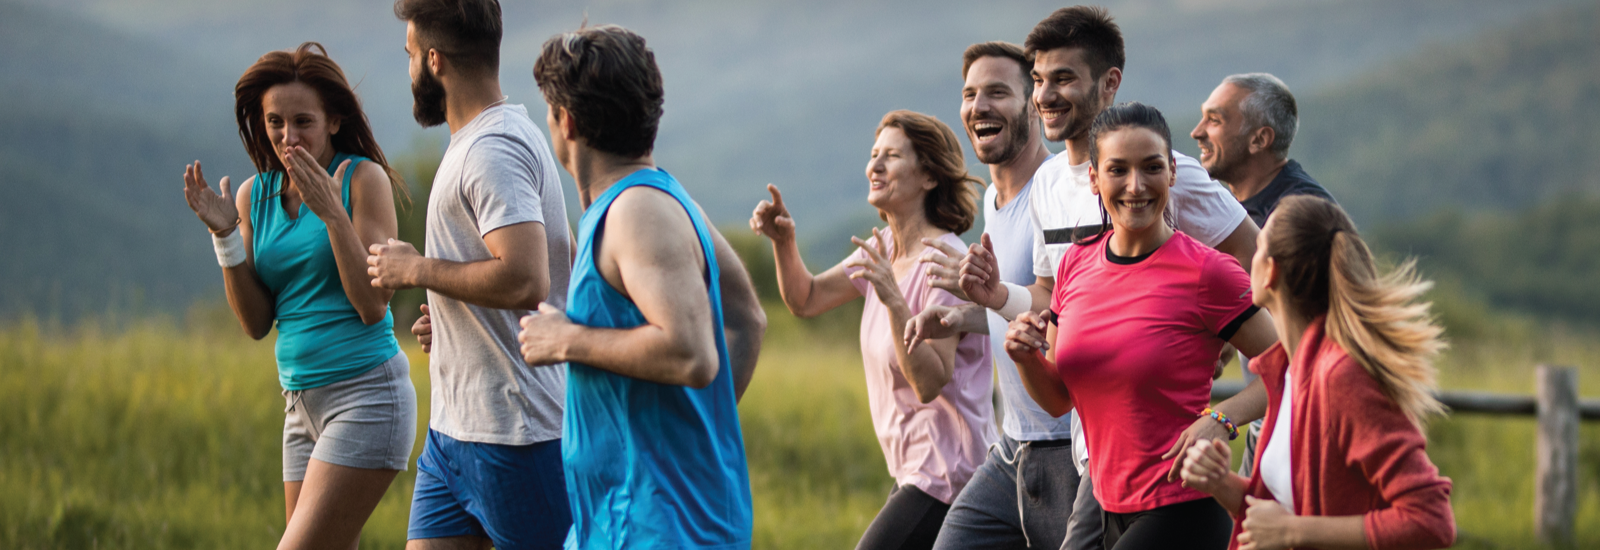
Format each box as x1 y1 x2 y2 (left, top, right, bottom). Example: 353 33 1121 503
933 435 1101 550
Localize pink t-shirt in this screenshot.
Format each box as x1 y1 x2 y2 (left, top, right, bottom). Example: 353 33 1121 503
1049 230 1255 514
846 229 995 504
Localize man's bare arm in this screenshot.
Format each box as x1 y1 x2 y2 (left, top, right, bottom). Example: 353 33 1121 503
1212 217 1259 273
369 221 551 310
520 188 720 387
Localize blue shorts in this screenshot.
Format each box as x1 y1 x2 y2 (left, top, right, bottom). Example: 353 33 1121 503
408 429 572 549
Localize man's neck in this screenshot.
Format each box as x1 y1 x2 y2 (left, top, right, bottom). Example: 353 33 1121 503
445 75 506 134
574 150 656 209
1062 135 1091 166
988 142 1051 209
1226 156 1290 203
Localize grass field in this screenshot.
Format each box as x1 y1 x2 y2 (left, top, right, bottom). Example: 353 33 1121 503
2 302 1598 549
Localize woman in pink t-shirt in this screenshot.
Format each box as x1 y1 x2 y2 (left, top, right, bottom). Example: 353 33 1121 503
1005 103 1278 550
750 110 994 550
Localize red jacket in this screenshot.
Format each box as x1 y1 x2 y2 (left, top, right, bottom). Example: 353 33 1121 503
1234 318 1455 550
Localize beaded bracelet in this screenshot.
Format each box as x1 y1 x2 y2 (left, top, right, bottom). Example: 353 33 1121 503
1201 407 1239 440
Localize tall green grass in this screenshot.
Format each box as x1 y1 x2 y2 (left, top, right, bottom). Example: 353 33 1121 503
1 303 1597 548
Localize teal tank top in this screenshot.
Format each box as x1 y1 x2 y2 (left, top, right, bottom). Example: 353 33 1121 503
562 169 752 549
250 152 399 390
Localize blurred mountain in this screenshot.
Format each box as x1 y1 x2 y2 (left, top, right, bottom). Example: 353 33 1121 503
0 0 1592 317
1294 0 1600 223
0 1 255 317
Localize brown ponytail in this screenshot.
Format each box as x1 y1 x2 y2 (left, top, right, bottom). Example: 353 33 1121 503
1268 196 1446 428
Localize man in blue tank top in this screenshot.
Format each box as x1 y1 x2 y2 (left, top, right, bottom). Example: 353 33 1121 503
515 24 767 550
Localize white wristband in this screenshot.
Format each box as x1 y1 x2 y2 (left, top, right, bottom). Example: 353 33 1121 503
996 281 1033 321
213 230 246 268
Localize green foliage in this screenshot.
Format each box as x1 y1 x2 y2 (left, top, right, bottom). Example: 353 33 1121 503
1370 197 1600 323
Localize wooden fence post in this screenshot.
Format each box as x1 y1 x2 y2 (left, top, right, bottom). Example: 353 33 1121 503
1536 365 1577 547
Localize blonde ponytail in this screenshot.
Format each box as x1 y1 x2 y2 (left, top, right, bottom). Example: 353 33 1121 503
1323 231 1447 428
1267 197 1447 428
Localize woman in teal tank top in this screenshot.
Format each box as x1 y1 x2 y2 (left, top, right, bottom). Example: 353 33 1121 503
180 43 417 549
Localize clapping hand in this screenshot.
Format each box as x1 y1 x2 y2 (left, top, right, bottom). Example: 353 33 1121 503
749 184 795 244
959 234 1008 310
919 238 971 302
283 146 350 222
182 161 239 234
844 228 901 306
904 304 963 353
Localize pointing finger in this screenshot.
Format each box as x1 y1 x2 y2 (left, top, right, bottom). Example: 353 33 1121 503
766 183 786 211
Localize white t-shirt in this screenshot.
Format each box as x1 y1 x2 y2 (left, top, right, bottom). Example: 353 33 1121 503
1026 149 1248 473
1261 370 1295 513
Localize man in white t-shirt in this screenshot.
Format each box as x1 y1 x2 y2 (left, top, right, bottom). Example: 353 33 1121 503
909 41 1076 550
944 6 1272 549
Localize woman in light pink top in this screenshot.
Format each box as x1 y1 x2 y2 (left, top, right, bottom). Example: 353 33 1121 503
750 110 995 550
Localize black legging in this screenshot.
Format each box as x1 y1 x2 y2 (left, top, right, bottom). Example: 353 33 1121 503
1102 497 1232 550
856 484 950 550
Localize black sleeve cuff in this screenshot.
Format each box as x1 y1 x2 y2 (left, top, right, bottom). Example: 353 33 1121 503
1218 305 1260 341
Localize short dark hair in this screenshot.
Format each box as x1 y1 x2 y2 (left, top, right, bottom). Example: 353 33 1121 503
1024 6 1124 80
534 25 664 159
877 110 981 235
962 41 1030 89
394 0 502 75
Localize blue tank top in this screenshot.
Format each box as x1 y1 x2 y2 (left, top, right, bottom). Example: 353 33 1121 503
250 152 399 390
562 169 752 549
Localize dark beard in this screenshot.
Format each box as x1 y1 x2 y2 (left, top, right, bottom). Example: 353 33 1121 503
1060 82 1101 142
411 66 448 127
976 103 1035 165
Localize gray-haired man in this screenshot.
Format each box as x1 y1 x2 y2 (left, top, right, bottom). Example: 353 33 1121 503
1190 72 1336 475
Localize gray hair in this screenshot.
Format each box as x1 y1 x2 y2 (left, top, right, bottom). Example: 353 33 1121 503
1222 73 1297 158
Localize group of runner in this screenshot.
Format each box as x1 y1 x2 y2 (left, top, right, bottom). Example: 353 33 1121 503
180 1 1456 549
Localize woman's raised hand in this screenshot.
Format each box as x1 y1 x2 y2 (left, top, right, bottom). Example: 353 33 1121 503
845 227 902 305
284 146 351 222
749 184 795 243
182 161 240 234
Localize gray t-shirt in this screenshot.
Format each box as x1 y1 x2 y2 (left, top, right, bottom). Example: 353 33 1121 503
425 103 570 445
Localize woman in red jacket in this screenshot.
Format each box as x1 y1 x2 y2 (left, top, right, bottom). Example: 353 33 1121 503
1179 195 1455 550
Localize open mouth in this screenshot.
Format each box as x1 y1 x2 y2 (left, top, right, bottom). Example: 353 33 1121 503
972 121 1003 142
1120 199 1153 210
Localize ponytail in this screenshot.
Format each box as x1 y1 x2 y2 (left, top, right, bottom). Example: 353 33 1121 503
1268 197 1447 428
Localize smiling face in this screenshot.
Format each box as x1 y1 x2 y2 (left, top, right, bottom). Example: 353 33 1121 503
961 55 1035 166
261 81 338 170
1031 47 1111 143
865 126 936 214
1191 82 1253 181
1091 126 1175 235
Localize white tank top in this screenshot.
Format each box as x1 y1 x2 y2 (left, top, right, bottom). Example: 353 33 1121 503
1260 370 1295 513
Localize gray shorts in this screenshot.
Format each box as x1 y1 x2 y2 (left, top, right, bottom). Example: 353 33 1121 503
282 352 418 481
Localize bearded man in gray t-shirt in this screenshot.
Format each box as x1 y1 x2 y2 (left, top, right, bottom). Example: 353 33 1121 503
368 1 573 547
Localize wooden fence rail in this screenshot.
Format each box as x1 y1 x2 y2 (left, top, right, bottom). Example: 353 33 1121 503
1209 365 1587 547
